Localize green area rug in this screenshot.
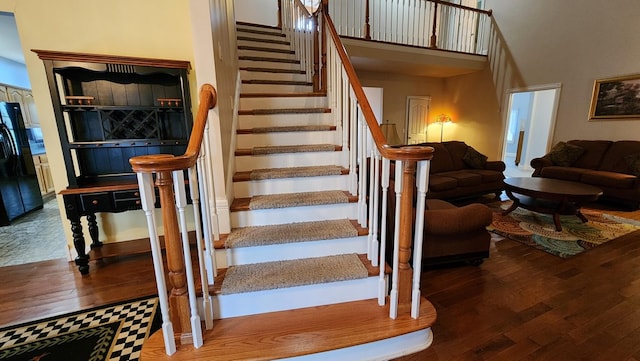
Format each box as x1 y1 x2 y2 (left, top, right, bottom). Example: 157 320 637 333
488 202 640 258
0 297 160 361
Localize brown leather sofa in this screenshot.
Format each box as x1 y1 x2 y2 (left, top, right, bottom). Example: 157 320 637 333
531 140 640 209
417 141 506 200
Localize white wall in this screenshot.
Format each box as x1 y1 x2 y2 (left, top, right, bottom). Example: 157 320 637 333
234 0 279 26
484 0 640 143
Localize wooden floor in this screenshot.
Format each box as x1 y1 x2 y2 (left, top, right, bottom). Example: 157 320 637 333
1 202 640 360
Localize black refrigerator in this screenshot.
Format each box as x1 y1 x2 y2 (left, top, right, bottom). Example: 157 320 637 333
0 102 43 226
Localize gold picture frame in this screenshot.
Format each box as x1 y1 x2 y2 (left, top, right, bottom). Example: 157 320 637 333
589 74 640 120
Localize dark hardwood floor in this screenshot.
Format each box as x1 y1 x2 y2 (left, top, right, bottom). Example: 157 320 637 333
1 203 639 360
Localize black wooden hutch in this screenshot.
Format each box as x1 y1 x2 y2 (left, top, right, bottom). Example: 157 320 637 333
34 50 192 274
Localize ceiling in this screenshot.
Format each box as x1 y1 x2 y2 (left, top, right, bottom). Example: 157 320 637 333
0 12 26 64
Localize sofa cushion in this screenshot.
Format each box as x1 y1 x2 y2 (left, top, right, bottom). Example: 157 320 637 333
581 170 637 189
428 175 458 192
463 146 488 169
424 200 492 235
548 141 585 166
624 153 640 176
540 166 591 182
567 140 612 169
426 143 455 173
437 170 483 187
598 141 640 174
443 141 471 170
467 169 505 183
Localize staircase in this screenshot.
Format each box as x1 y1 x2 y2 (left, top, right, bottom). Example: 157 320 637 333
139 22 436 361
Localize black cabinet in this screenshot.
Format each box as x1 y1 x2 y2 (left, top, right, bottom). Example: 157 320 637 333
34 50 192 274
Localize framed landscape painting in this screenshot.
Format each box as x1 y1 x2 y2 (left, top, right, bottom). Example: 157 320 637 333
589 74 640 120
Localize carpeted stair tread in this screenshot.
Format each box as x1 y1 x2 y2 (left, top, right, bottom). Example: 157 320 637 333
237 36 291 46
225 219 359 248
240 67 304 74
238 107 330 115
242 79 312 86
231 190 357 211
238 45 295 54
233 165 347 181
239 55 299 64
240 92 326 98
235 144 340 156
237 125 335 135
219 254 369 295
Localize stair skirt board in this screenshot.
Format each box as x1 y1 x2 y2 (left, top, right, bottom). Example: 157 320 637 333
233 174 348 197
207 276 382 319
235 151 344 171
231 203 357 227
277 329 434 361
236 130 338 148
239 95 327 109
216 235 368 267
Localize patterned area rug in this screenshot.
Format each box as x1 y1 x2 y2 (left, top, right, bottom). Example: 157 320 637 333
488 201 640 258
0 297 160 361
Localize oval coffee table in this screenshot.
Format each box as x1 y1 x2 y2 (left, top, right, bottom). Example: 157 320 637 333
502 177 603 231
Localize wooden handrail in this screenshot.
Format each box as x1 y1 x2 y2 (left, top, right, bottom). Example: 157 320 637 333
293 0 313 18
130 84 218 172
431 0 492 15
322 10 433 162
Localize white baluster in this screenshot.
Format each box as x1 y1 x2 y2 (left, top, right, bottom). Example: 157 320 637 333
389 160 403 319
136 172 176 355
370 151 381 266
411 160 429 319
378 157 390 305
172 170 203 348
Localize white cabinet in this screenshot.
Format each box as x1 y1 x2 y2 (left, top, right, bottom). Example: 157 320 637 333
0 84 39 127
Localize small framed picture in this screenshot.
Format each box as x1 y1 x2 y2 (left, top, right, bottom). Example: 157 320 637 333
589 74 640 120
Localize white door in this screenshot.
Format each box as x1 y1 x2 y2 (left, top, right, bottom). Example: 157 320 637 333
405 96 430 144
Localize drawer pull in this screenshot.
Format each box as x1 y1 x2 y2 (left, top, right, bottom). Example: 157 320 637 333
92 200 99 205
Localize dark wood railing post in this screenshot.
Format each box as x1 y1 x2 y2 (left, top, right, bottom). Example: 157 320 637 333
313 12 320 92
277 0 282 28
397 159 416 313
430 1 438 48
156 170 192 343
364 0 371 39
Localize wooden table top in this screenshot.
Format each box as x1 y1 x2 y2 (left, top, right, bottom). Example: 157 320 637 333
504 177 603 198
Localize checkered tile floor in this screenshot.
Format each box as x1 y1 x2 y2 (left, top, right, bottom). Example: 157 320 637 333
0 297 159 361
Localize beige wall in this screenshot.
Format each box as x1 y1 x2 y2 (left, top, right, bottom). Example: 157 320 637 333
483 0 640 144
3 0 197 249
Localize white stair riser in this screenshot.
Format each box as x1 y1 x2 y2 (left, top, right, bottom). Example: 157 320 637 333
238 49 298 61
216 235 368 267
233 174 348 197
239 112 332 128
231 203 357 227
236 29 285 40
241 70 308 82
241 83 313 93
236 130 338 148
235 151 342 171
238 59 302 70
212 277 380 319
240 96 328 109
238 39 291 50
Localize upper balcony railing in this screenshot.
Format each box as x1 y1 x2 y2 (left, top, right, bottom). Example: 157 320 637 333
327 0 492 55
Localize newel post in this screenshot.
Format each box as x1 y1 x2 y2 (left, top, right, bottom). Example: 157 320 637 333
156 171 192 343
277 0 282 28
397 160 416 313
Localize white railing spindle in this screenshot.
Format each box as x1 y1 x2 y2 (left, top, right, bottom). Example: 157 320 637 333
411 160 429 319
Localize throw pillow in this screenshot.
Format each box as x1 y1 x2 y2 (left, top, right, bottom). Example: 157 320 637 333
463 146 488 169
548 141 585 167
624 153 640 176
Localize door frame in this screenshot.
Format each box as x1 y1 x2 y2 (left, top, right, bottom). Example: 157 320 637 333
501 83 562 170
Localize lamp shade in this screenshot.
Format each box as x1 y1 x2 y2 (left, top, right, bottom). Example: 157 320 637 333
381 120 402 145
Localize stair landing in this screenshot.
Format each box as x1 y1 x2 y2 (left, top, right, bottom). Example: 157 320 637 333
141 297 436 360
